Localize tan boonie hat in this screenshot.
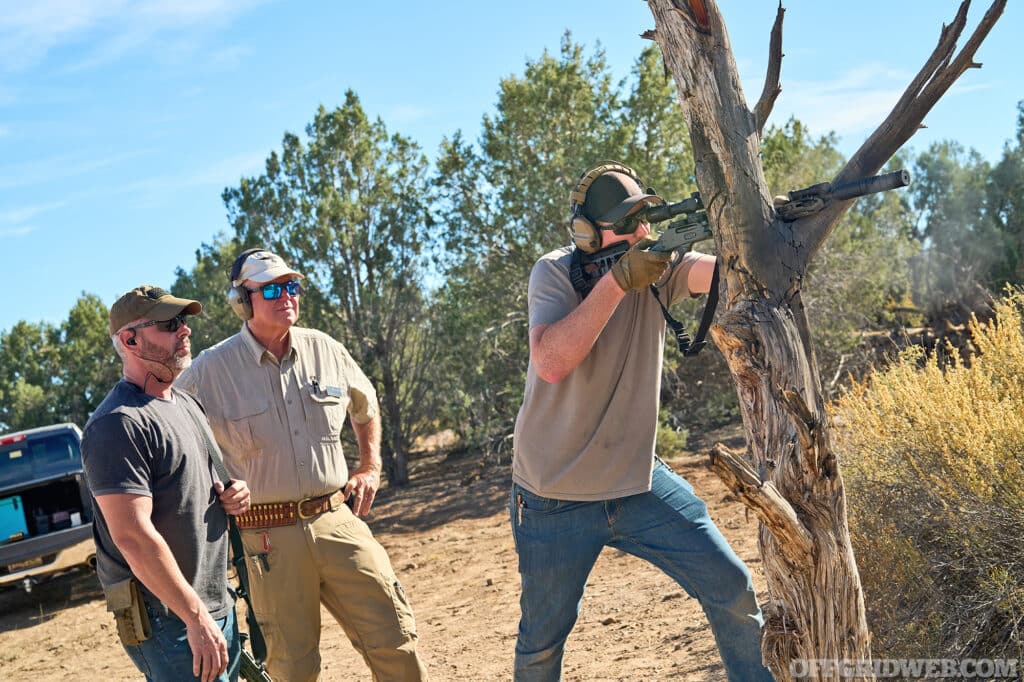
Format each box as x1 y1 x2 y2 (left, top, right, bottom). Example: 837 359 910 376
109 285 202 335
231 250 304 287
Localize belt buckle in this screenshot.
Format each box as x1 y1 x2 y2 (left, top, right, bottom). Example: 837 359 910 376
296 497 317 520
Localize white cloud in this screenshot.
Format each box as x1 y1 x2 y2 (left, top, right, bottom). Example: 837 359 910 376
0 0 267 72
209 44 253 68
745 62 912 140
751 61 1001 146
189 151 268 187
84 150 269 209
0 201 66 225
0 0 130 71
0 225 37 238
388 104 433 124
0 149 151 190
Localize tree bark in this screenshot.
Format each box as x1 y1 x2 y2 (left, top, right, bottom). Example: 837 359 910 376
644 1 1006 679
380 364 411 486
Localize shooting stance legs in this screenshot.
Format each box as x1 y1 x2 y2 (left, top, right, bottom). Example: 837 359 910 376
510 459 772 682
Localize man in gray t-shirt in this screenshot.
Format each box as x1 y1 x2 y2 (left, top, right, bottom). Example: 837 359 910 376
510 164 774 681
82 285 251 682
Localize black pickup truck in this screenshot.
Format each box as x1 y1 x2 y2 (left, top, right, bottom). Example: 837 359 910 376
0 423 95 592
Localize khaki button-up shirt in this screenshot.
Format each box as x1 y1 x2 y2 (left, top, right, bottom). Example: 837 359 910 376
177 324 378 504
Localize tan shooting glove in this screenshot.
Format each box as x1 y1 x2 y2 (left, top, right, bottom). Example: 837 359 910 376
610 238 672 291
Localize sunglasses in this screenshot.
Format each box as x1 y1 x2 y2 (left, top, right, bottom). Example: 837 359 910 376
609 213 647 235
250 280 302 300
131 313 189 334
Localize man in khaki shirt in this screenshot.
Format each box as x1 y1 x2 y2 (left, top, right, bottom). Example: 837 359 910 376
177 248 427 682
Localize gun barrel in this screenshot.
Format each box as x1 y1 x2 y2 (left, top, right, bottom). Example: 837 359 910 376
643 193 702 224
830 169 911 202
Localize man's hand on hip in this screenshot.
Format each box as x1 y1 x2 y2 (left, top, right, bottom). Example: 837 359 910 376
185 608 229 682
344 465 381 517
610 237 671 291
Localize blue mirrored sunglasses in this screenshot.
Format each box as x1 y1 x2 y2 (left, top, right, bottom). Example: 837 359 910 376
251 280 302 300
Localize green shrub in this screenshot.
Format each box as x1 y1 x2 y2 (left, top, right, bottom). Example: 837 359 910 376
657 407 689 455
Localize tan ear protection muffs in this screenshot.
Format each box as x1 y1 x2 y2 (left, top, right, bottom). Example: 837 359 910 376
227 247 267 321
567 162 651 254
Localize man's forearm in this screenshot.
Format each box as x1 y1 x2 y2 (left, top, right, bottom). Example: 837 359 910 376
352 416 382 473
531 272 625 383
97 495 208 625
116 522 208 624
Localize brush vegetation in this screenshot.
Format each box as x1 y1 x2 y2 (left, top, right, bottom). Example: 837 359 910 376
833 290 1024 661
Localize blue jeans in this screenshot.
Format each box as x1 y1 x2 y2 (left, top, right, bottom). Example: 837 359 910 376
510 458 774 682
123 601 241 682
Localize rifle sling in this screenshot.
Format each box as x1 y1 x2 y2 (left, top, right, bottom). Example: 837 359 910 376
182 399 269 665
571 247 719 357
650 257 719 357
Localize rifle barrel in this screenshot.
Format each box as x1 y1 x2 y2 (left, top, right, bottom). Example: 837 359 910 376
830 169 910 202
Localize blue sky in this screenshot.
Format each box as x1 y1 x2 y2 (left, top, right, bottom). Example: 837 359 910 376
1 1 1020 333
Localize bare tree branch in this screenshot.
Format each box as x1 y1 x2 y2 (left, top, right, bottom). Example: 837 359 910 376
753 3 785 136
803 0 1007 256
709 444 814 568
846 0 1005 176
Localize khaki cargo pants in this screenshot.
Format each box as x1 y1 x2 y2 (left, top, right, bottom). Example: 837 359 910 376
241 504 427 682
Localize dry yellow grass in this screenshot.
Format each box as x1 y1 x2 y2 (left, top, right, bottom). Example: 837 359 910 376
832 289 1024 659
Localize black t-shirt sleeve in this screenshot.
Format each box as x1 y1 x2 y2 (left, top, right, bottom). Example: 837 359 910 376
81 413 154 497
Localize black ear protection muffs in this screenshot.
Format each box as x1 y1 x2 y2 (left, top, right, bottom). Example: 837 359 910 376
567 162 649 254
227 247 268 321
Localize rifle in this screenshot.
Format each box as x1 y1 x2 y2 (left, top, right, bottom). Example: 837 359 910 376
239 636 274 682
568 190 717 356
775 169 911 221
633 191 715 254
571 191 713 288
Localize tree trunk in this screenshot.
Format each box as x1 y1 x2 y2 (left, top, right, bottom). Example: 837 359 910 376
380 365 411 486
644 1 1006 679
383 412 410 487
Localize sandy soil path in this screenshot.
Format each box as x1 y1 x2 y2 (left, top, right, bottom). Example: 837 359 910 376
0 425 764 681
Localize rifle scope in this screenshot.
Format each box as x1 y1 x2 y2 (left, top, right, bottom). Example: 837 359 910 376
642 192 703 224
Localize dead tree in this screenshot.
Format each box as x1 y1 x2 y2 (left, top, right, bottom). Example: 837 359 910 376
643 1 1006 679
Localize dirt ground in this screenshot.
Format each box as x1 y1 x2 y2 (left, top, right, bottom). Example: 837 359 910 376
0 424 765 681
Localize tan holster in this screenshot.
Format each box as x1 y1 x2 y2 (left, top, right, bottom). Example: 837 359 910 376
105 578 152 646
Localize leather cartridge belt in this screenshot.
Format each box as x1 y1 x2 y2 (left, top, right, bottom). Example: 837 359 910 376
235 490 346 530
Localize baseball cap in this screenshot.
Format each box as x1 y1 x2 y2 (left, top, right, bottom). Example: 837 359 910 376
231 250 304 286
109 286 202 335
583 171 664 224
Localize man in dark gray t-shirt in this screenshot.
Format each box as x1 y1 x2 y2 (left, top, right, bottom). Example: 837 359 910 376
82 285 251 682
85 381 231 622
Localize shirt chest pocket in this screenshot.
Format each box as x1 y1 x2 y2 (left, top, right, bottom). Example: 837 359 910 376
219 397 272 459
302 386 348 441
